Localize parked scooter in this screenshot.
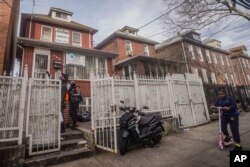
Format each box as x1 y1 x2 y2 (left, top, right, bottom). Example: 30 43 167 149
119 101 164 155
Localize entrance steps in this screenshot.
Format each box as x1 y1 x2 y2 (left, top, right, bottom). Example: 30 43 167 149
24 128 93 167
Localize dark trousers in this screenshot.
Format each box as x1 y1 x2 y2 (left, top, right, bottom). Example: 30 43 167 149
70 103 78 126
221 114 240 143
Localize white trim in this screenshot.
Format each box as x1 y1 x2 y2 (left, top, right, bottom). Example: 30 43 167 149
32 48 51 78
197 47 203 62
72 31 82 47
143 44 149 56
40 25 53 42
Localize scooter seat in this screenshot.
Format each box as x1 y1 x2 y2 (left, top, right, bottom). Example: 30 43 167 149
139 114 155 126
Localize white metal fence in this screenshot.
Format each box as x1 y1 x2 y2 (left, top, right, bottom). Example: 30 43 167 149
0 75 27 146
0 66 61 156
91 73 210 153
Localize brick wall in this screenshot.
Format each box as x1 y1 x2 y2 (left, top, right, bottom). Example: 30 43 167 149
0 0 19 74
24 20 93 49
99 37 156 63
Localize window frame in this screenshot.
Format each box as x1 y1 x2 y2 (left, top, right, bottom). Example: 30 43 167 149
206 50 212 63
220 54 224 65
40 25 53 42
188 45 195 60
197 47 203 62
72 31 82 47
32 49 51 78
143 44 149 56
125 40 133 52
212 52 218 64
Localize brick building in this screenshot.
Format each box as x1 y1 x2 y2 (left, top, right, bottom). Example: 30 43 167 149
229 45 250 86
17 7 117 98
156 31 235 85
0 0 20 74
95 26 165 78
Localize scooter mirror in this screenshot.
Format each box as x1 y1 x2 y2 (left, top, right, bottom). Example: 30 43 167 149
120 101 124 104
143 106 149 109
119 107 125 111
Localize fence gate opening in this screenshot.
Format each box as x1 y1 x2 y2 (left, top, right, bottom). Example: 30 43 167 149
26 78 61 155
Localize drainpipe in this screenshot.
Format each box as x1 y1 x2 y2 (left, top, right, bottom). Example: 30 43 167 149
181 42 189 73
89 29 92 48
17 44 25 77
239 57 249 86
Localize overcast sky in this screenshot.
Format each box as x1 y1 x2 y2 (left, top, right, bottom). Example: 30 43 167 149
20 0 250 53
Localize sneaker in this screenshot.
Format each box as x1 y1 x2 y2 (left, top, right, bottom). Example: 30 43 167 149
224 136 233 146
232 144 243 151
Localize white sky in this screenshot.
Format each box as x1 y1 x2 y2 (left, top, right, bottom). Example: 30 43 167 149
20 0 250 53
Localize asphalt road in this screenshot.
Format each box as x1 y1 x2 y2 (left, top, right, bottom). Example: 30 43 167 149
51 112 250 167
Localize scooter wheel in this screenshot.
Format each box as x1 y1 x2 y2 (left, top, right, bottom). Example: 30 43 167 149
119 137 128 155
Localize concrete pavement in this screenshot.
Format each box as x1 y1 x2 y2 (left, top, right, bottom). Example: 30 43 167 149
51 112 250 167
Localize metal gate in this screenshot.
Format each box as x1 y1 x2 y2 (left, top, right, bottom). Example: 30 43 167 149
26 78 61 155
172 74 210 128
91 73 210 152
0 75 26 146
91 77 118 153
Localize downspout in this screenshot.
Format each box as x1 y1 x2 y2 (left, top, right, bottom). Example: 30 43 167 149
17 44 25 77
181 41 189 73
239 57 249 86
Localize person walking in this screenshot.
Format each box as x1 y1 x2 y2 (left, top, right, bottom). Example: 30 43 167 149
60 72 69 133
69 85 82 129
212 89 242 151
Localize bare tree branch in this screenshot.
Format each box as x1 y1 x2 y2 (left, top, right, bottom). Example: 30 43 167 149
162 0 250 34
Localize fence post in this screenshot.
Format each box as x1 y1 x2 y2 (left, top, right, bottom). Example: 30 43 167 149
185 75 197 125
134 72 140 110
18 64 28 145
90 71 95 130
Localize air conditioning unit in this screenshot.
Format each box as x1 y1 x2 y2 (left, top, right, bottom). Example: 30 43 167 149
126 50 133 57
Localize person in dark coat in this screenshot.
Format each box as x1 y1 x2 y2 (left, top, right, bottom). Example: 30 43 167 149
212 89 242 151
60 73 69 133
69 84 82 129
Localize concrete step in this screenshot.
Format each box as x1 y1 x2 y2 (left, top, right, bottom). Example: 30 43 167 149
23 147 93 167
61 139 87 151
61 129 83 141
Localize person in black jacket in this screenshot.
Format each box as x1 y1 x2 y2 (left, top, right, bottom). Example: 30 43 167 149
70 85 83 129
212 89 242 151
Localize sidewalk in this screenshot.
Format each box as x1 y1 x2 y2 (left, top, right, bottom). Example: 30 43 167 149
51 112 250 167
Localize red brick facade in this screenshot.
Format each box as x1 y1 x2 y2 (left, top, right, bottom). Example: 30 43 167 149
156 36 235 85
0 0 20 74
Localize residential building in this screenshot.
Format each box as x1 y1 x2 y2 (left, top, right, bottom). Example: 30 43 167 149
156 31 235 85
17 7 117 97
95 26 178 78
229 45 250 86
0 0 20 74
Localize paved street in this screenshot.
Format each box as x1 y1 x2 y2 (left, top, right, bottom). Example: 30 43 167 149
52 112 250 167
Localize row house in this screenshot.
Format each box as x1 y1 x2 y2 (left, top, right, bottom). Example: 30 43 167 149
0 0 20 74
156 31 235 85
95 26 183 78
17 7 117 101
230 45 250 86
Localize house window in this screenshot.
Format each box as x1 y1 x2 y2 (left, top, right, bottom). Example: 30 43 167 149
197 47 203 61
55 28 69 44
212 52 217 64
201 68 208 83
220 54 224 65
225 73 229 84
247 75 250 83
191 67 198 76
226 56 230 66
242 58 247 68
231 74 235 85
206 50 212 63
41 26 52 42
211 73 217 84
188 45 195 60
124 65 132 79
125 40 132 53
33 53 49 78
247 60 250 68
97 58 106 75
72 32 81 47
56 12 67 19
143 44 149 56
